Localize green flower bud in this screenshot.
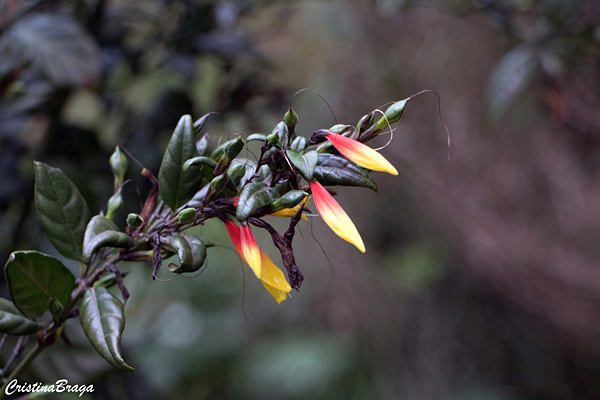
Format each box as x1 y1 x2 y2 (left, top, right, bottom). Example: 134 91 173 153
224 136 245 159
106 192 124 220
227 163 247 185
267 132 280 146
177 208 196 224
210 174 228 194
110 146 127 185
126 213 144 228
374 99 409 131
284 107 298 129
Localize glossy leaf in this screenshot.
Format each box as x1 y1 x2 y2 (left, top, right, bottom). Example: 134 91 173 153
183 156 216 181
79 287 134 372
82 216 134 264
167 235 207 273
159 115 204 211
34 161 91 261
246 134 267 142
4 251 75 319
286 150 318 180
236 182 279 222
290 136 308 153
313 154 378 192
0 298 42 335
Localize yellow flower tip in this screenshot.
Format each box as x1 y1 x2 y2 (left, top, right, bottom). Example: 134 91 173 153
267 197 310 220
309 180 366 252
268 208 308 220
259 250 291 292
262 281 287 303
240 222 262 279
326 131 398 176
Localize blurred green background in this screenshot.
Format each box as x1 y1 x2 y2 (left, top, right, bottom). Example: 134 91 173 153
2 0 600 399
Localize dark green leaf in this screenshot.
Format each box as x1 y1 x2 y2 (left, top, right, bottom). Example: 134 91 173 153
82 216 134 264
159 115 204 211
0 298 42 335
286 150 318 180
262 190 308 214
167 235 207 273
0 14 100 86
79 287 134 371
183 156 216 181
290 136 308 153
34 161 91 261
314 154 378 192
236 182 279 221
4 251 75 318
485 44 538 123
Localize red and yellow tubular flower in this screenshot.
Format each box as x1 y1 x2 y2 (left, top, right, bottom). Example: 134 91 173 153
325 131 398 175
309 180 365 253
240 222 262 279
223 220 291 302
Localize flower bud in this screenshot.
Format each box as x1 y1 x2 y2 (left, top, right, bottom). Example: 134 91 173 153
110 146 127 186
284 107 298 129
126 213 144 228
227 163 247 185
224 136 245 159
309 129 329 145
177 208 196 224
106 192 124 220
373 99 409 131
267 132 280 146
210 173 228 194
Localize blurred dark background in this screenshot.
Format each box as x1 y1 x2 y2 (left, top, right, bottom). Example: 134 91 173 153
2 0 600 399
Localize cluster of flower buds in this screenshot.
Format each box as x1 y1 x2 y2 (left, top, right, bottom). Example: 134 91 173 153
145 99 409 303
